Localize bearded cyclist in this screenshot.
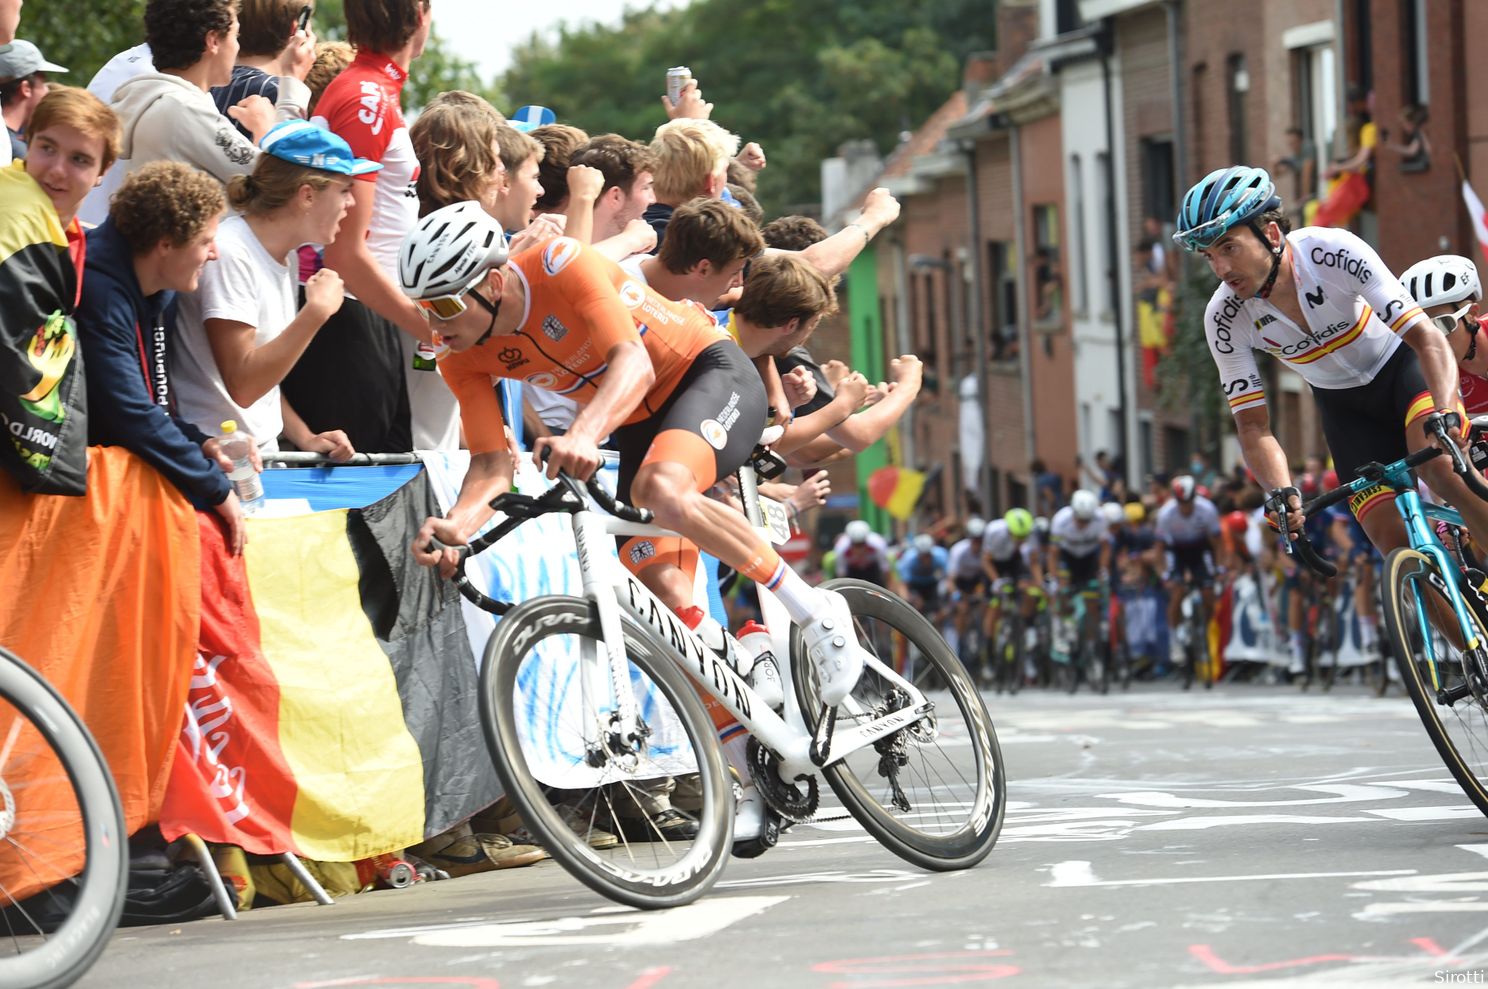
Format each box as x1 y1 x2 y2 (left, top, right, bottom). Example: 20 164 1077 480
1174 165 1488 557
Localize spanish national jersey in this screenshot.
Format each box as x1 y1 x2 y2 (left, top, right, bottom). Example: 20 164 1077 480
437 238 727 455
1205 226 1428 416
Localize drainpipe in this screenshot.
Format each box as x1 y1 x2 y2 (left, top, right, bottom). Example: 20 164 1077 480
1099 21 1133 488
891 239 916 471
1167 0 1187 192
1010 124 1037 466
964 141 994 512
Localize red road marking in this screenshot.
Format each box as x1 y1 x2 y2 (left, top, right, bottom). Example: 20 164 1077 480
811 951 1020 987
1411 937 1461 963
295 980 503 988
623 967 673 989
1189 944 1356 974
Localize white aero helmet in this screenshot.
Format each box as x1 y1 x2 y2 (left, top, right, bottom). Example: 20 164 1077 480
1101 501 1125 525
913 533 934 552
845 519 871 544
966 516 987 538
1070 489 1100 521
1400 255 1482 313
399 201 509 307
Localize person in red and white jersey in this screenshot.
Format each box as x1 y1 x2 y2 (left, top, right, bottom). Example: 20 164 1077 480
280 0 434 454
1399 255 1488 416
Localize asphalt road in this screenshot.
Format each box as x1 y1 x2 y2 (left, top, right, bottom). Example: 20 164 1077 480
80 683 1488 989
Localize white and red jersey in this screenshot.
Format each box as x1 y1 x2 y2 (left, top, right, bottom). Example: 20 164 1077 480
312 51 419 277
1154 497 1222 549
834 533 889 577
1206 226 1428 416
1461 370 1488 416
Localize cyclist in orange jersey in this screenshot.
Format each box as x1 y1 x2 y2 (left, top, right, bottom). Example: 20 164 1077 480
400 201 868 709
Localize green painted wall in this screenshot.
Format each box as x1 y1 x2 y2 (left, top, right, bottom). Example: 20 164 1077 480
845 247 890 535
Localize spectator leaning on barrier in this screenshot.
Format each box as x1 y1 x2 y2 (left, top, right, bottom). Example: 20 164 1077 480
76 162 253 553
0 41 69 160
282 0 432 455
171 120 369 462
107 0 311 190
210 0 316 140
0 87 119 495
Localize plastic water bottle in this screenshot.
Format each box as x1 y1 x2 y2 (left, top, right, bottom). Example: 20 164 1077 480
219 420 264 513
736 621 784 710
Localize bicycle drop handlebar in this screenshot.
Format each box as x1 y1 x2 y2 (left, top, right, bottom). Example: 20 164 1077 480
425 464 654 614
1280 411 1488 579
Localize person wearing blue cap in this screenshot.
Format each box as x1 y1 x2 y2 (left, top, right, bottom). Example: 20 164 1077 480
172 120 380 464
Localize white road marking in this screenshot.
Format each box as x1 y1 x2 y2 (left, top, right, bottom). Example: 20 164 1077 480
1046 859 1414 888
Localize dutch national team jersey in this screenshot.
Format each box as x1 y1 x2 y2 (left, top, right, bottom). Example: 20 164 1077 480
312 51 420 277
438 238 728 456
1207 227 1428 415
1154 497 1221 549
1049 507 1109 559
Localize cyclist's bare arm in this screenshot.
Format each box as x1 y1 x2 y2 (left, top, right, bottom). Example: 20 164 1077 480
1402 323 1466 433
1232 404 1295 493
413 449 516 574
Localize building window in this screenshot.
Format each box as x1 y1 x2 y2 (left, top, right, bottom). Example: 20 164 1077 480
1055 0 1083 35
1140 138 1176 234
1403 0 1428 106
1227 54 1250 164
986 240 1019 362
1031 204 1063 327
1070 154 1087 315
1095 151 1113 314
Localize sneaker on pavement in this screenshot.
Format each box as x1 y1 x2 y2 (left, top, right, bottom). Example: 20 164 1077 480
801 588 866 706
408 825 547 877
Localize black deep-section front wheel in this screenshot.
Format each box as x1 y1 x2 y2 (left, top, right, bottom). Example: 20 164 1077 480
1382 548 1488 817
791 579 1005 872
0 648 127 989
479 596 733 909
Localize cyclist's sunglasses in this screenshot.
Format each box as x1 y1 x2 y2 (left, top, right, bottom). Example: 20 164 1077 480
416 280 498 321
1431 302 1476 335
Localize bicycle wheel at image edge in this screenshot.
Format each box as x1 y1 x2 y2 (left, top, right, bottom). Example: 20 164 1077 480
0 648 126 989
478 597 733 909
791 579 1005 870
1381 548 1488 816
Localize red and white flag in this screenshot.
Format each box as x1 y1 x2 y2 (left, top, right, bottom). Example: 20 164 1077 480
1463 179 1488 266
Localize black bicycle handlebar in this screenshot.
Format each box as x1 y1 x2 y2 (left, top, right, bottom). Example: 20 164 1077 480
1279 409 1488 580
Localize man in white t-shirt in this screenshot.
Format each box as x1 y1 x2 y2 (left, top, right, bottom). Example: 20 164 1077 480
173 121 372 456
78 43 155 226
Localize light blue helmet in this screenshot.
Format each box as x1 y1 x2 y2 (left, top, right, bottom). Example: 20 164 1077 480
1173 165 1281 253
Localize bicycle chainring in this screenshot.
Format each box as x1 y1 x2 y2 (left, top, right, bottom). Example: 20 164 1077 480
747 736 819 823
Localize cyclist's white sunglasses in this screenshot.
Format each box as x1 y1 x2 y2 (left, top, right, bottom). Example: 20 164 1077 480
1432 302 1476 335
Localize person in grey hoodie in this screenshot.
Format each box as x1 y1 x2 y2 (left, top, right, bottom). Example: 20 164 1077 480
108 0 309 191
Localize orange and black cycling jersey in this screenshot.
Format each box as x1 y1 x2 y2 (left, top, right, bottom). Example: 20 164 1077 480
437 237 727 455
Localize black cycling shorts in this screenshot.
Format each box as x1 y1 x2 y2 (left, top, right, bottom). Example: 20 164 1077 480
1312 343 1433 520
953 574 986 596
989 554 1028 582
612 340 767 502
1059 551 1100 587
1165 545 1213 584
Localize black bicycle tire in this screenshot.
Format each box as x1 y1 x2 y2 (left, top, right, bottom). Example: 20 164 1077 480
478 596 732 909
0 648 127 989
1382 548 1488 816
791 579 1005 871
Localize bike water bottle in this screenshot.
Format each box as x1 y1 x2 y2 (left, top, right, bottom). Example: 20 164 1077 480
218 420 264 513
677 606 748 675
736 621 784 710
